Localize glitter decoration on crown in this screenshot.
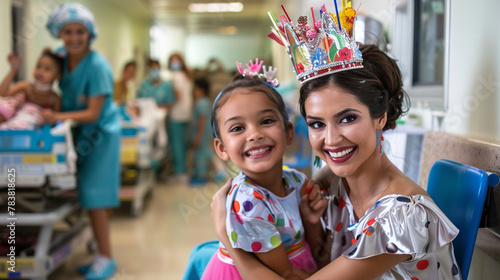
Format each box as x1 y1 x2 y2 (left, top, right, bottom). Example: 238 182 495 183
268 2 363 84
236 58 280 88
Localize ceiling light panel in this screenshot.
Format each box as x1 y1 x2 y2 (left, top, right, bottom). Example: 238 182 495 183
189 2 244 13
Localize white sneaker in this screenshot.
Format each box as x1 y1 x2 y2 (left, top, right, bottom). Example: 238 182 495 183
85 255 117 280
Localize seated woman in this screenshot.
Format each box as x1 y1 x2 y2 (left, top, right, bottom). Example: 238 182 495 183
211 42 461 280
208 5 460 278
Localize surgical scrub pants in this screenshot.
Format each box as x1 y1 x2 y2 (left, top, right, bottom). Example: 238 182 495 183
168 120 188 174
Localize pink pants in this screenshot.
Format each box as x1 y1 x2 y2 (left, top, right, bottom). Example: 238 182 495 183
0 93 25 120
0 102 43 130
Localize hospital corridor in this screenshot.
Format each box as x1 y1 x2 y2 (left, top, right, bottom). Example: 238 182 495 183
1 0 500 279
48 183 219 279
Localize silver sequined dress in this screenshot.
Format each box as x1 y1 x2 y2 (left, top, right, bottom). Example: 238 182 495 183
323 178 462 280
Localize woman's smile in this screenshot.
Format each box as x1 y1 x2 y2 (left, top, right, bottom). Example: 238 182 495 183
324 146 357 163
68 42 83 49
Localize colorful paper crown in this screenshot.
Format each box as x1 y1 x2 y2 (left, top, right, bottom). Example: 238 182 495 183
268 3 363 84
236 58 280 88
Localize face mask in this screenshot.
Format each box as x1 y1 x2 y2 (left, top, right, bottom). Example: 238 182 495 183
170 62 182 71
149 69 160 79
33 81 52 92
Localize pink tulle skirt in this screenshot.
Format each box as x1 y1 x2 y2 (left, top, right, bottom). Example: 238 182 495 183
200 243 317 279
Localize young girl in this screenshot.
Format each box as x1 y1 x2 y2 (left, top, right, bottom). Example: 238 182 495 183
201 60 317 279
0 51 62 129
189 78 212 185
44 3 120 279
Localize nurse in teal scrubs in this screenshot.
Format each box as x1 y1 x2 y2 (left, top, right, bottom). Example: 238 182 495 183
137 59 175 108
43 3 119 279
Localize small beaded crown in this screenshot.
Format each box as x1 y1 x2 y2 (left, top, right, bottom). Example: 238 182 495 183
268 3 363 84
236 58 280 88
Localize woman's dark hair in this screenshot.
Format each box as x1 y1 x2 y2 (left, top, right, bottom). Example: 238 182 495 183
299 44 409 130
41 51 64 76
211 75 288 138
168 53 192 77
123 60 137 71
194 78 210 97
148 59 160 68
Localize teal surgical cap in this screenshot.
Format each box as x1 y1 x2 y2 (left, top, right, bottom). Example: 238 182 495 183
46 3 98 43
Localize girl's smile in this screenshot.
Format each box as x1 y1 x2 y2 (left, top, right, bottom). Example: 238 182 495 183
244 145 273 158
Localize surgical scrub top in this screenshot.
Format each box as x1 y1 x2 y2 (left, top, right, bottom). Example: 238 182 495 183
59 49 121 209
137 79 174 106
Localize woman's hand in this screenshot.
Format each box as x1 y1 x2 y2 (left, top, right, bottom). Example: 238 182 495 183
211 178 231 245
299 179 328 225
41 109 58 124
190 138 201 149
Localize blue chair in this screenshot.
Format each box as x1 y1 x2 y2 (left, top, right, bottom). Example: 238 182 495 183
284 116 311 170
427 159 499 280
182 240 219 280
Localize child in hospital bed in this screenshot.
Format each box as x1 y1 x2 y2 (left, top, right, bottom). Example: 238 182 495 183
0 51 62 129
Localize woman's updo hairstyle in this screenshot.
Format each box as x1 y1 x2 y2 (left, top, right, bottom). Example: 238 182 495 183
299 44 409 130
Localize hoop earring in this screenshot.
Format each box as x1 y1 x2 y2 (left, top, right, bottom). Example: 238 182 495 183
314 156 322 168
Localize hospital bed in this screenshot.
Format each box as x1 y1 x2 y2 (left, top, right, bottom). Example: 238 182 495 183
0 121 93 280
0 121 76 190
119 98 166 216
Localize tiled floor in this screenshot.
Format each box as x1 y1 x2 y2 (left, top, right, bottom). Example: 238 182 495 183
49 181 219 279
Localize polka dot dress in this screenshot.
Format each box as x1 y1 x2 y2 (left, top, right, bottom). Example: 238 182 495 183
323 178 462 280
201 169 317 279
225 170 309 254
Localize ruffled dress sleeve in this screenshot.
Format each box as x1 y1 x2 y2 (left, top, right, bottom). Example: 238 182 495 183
342 195 459 261
225 176 282 253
